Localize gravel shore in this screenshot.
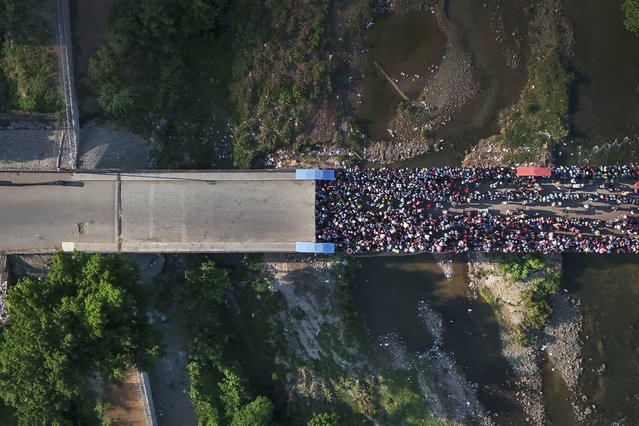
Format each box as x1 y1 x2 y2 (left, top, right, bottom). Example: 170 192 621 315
544 294 586 421
467 253 566 425
0 129 63 170
78 122 151 169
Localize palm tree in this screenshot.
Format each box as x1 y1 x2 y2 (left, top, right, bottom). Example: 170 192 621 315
97 81 136 116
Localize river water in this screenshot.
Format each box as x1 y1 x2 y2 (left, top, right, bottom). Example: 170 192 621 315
357 1 529 167
351 1 639 423
560 0 639 165
357 12 447 141
351 254 526 424
562 255 639 424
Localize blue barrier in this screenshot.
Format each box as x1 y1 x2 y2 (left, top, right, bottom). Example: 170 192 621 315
295 169 335 180
296 242 335 254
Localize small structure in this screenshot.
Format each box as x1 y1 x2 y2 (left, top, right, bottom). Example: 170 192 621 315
295 242 335 254
516 166 552 177
295 169 335 180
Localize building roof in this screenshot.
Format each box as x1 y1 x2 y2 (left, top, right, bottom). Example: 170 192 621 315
516 166 552 177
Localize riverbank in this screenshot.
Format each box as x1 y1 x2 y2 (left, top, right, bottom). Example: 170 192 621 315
468 252 585 424
544 293 586 421
463 0 573 167
258 254 507 424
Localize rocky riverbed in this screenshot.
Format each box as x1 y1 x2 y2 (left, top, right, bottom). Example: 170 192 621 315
467 253 580 425
544 293 586 421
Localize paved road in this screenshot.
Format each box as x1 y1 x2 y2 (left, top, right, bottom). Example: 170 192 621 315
0 171 315 253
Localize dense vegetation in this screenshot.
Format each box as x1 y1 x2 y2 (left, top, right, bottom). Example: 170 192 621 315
623 0 639 35
228 0 335 167
85 0 360 168
0 253 160 425
496 253 545 280
496 50 572 164
0 0 60 112
180 260 275 425
494 254 561 345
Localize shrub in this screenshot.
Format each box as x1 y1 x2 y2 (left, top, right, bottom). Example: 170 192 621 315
515 269 561 345
308 412 340 426
496 254 545 280
97 82 136 116
623 0 639 35
1 38 60 112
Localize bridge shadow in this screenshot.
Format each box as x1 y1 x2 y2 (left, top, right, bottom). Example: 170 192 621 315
0 180 84 187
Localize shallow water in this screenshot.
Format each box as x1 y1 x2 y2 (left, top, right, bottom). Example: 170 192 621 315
351 254 526 423
562 254 639 424
560 0 639 165
385 0 530 167
543 354 579 425
356 12 446 141
434 0 529 154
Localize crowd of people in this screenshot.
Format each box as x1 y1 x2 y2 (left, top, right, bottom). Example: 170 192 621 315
316 166 639 254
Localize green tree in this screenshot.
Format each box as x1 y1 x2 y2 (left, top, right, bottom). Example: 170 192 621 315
308 412 340 426
184 260 231 305
230 396 273 426
97 81 136 116
219 369 247 418
623 0 639 35
0 253 160 425
187 360 221 426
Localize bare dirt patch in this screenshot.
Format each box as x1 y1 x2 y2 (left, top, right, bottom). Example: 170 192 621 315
78 122 150 169
102 368 150 426
0 129 64 170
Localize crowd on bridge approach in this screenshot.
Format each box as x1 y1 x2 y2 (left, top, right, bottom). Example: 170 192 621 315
316 165 639 254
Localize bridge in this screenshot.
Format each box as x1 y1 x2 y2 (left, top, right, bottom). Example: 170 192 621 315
3 166 639 255
0 170 317 254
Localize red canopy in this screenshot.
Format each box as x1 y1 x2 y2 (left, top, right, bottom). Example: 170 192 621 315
516 166 552 177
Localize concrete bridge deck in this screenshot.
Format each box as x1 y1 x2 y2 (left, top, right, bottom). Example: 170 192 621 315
0 170 316 254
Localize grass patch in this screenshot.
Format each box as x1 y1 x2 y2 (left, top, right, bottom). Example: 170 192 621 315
228 0 334 167
0 0 61 113
379 370 445 426
316 324 359 368
493 49 572 164
478 286 502 324
495 253 545 280
515 268 561 345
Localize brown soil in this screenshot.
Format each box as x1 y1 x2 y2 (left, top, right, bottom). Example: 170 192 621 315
102 368 151 426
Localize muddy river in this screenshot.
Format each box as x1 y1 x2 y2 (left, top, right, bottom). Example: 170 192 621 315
352 254 526 424
561 0 639 165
